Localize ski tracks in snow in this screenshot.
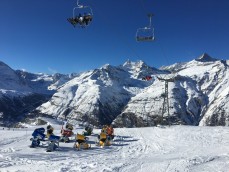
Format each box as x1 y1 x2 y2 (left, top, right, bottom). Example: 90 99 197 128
1 126 229 171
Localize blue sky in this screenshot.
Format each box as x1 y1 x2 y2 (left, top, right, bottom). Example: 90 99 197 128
0 0 229 74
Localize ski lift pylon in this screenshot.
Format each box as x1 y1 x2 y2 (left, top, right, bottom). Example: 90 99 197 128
136 13 155 42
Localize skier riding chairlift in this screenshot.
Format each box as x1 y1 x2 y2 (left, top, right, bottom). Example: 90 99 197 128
67 0 93 28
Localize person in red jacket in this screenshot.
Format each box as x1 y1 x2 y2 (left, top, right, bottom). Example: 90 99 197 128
106 125 114 140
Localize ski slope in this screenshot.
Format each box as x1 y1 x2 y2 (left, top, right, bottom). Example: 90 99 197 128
1 121 229 172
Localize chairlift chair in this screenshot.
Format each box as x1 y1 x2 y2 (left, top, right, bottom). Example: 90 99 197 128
136 27 155 41
136 14 155 42
68 0 93 28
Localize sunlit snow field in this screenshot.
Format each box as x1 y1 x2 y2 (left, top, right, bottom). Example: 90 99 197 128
1 119 229 172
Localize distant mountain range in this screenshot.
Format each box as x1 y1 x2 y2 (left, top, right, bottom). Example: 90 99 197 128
0 61 76 126
1 53 229 127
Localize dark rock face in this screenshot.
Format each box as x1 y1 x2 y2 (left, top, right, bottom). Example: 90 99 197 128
0 94 51 127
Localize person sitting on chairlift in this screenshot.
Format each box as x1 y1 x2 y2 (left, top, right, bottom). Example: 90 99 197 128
67 13 83 27
137 36 153 41
82 12 92 26
67 17 78 27
68 12 92 27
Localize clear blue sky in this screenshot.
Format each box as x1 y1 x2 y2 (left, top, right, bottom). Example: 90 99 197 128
0 0 229 74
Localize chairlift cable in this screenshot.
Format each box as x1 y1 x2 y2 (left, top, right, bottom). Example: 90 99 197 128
140 0 148 16
91 4 142 60
140 0 154 23
157 41 170 67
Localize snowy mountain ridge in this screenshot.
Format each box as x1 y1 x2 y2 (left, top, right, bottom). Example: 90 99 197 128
35 53 229 127
0 61 76 126
0 61 31 93
121 53 229 127
1 53 229 127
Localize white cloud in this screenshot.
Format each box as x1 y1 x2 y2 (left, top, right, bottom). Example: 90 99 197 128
48 67 58 74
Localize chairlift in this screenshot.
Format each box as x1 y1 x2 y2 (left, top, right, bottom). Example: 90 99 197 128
67 0 93 28
136 14 155 42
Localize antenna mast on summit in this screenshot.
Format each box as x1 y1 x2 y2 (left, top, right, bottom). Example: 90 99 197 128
157 76 175 126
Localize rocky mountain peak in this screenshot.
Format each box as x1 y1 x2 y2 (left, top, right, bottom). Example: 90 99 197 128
195 53 218 62
123 60 147 69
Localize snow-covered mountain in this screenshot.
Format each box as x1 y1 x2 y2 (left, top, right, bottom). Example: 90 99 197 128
1 53 229 127
0 61 31 93
163 53 229 126
36 61 160 126
36 54 229 127
0 61 75 126
114 53 229 127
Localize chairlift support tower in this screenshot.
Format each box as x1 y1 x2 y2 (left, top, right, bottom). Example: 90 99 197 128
157 77 175 126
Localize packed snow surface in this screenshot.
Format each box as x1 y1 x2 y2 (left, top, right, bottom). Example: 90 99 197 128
1 120 229 172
